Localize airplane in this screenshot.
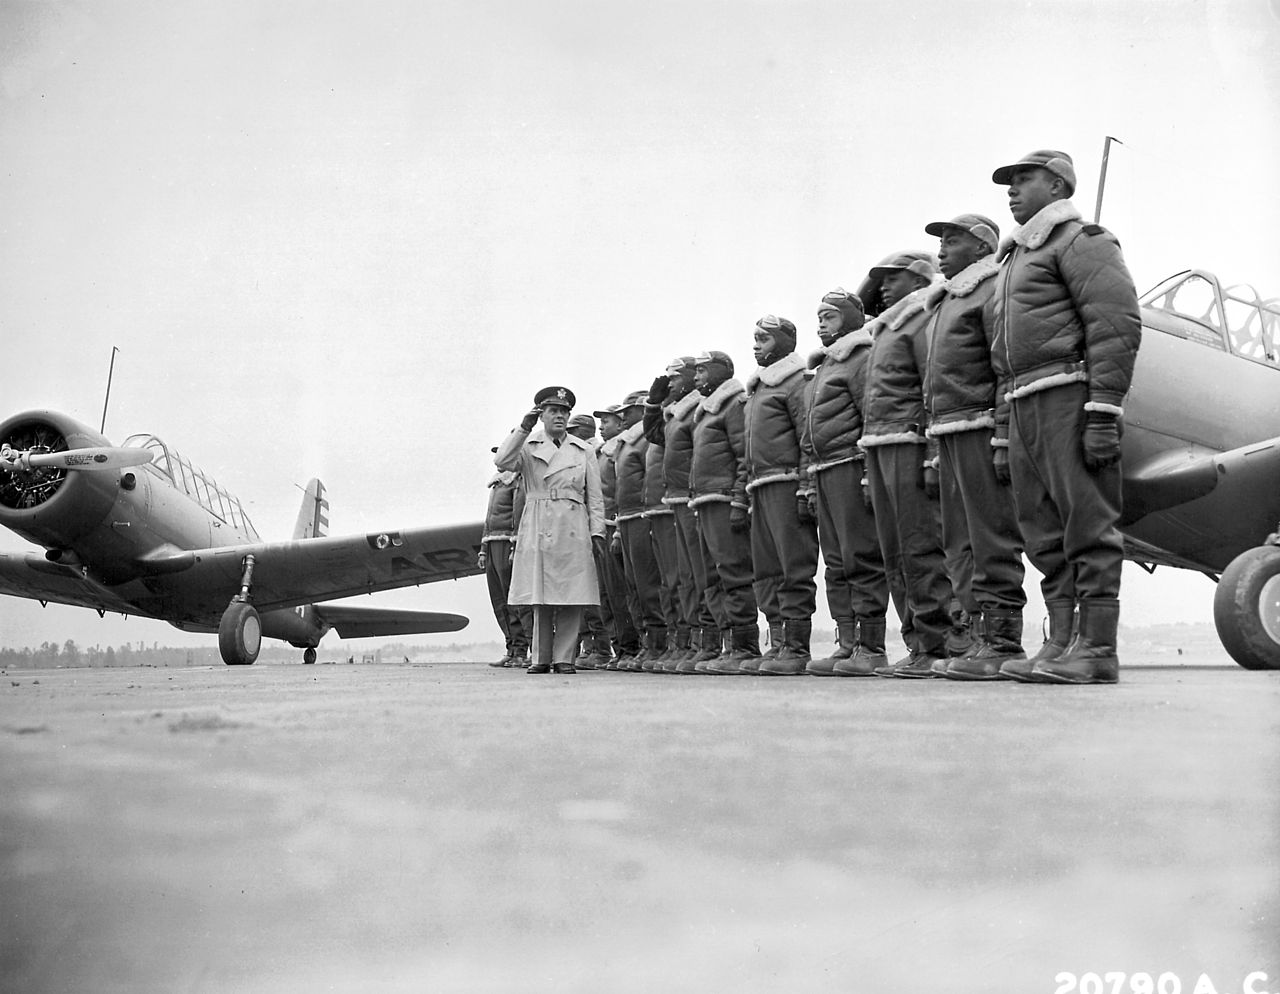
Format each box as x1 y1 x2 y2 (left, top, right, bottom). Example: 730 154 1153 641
1120 269 1280 671
0 410 483 665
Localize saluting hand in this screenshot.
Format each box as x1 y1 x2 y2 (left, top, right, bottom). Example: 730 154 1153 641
519 408 540 432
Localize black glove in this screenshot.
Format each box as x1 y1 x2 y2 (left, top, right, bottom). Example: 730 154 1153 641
1082 413 1122 471
648 375 670 405
992 446 1011 486
923 464 940 500
730 506 750 533
519 408 540 432
796 492 816 524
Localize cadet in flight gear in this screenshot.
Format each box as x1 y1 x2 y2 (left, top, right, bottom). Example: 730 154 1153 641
594 402 641 668
802 288 891 677
858 251 957 678
688 350 761 674
611 389 667 669
639 382 682 672
917 214 1030 681
482 447 533 668
744 315 820 676
643 357 705 672
567 413 611 670
988 149 1141 684
495 386 606 675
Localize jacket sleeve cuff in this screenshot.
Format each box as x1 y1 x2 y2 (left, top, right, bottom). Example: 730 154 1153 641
990 437 1010 449
1084 399 1125 417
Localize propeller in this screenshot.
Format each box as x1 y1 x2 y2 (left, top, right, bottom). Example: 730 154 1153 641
0 444 154 473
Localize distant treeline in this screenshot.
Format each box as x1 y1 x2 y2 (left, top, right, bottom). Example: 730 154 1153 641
0 639 502 669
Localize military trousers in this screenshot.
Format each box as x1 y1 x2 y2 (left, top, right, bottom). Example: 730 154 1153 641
619 515 665 635
692 501 757 629
671 502 713 633
1009 383 1124 603
647 510 685 636
866 443 954 655
484 539 531 652
938 429 1026 612
601 524 640 654
748 479 818 623
813 459 889 622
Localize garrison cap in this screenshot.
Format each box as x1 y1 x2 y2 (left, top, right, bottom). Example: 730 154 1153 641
567 413 596 434
592 402 624 419
991 149 1077 195
868 250 939 281
694 349 735 376
924 213 1001 254
534 385 575 410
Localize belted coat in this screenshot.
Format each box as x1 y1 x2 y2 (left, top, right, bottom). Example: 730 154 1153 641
495 427 605 605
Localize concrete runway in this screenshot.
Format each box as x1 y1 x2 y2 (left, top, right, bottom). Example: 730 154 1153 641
2 659 1278 994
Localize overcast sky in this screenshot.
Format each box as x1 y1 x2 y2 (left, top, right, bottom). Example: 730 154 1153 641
2 0 1278 655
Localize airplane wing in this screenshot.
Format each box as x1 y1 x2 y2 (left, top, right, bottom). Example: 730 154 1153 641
312 605 470 638
0 552 157 616
156 521 485 623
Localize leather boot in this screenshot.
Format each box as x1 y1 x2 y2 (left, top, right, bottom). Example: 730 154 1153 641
760 619 811 675
1003 600 1075 682
507 646 528 669
807 619 855 676
695 629 731 674
710 624 762 674
490 647 513 668
1032 598 1120 684
706 627 744 675
688 628 719 670
945 609 1025 680
835 618 888 676
945 606 977 658
660 628 691 673
743 621 783 675
641 628 668 672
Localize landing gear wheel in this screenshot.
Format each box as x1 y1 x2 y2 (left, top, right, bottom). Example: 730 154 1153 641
303 648 317 665
219 601 262 666
1213 545 1280 671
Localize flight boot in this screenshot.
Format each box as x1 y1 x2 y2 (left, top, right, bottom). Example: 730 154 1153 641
759 619 812 675
685 628 719 674
1002 599 1075 682
641 628 669 672
945 606 978 659
1032 598 1120 684
577 635 611 671
506 646 529 669
711 624 762 674
807 618 855 676
660 629 692 672
706 628 747 675
834 617 888 677
944 609 1025 680
740 621 783 676
489 647 513 668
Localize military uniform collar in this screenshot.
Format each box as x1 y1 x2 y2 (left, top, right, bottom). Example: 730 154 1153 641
1000 198 1081 256
699 377 745 414
746 350 805 392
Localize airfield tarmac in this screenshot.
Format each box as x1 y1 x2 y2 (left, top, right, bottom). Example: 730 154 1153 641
2 656 1278 994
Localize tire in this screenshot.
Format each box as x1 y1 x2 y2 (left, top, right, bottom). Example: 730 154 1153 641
303 648 317 665
219 601 262 666
1213 546 1280 671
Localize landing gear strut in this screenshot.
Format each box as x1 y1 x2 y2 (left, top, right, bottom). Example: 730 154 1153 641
219 555 262 666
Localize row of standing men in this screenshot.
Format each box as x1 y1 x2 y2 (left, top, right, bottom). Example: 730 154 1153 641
483 148 1142 684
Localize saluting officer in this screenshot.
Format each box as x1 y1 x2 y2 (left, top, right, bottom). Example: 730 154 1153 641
495 386 605 674
988 149 1141 684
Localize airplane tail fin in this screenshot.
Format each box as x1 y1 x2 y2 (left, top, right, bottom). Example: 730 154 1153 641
293 478 329 540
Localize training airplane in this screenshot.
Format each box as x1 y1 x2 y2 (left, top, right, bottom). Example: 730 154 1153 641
1121 269 1280 670
0 410 483 664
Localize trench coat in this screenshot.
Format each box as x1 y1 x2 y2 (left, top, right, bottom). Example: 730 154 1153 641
494 426 605 606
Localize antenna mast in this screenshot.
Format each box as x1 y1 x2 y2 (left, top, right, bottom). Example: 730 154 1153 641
1094 135 1123 224
100 346 119 434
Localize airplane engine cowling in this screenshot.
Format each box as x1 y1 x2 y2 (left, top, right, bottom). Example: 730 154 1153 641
0 412 120 549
